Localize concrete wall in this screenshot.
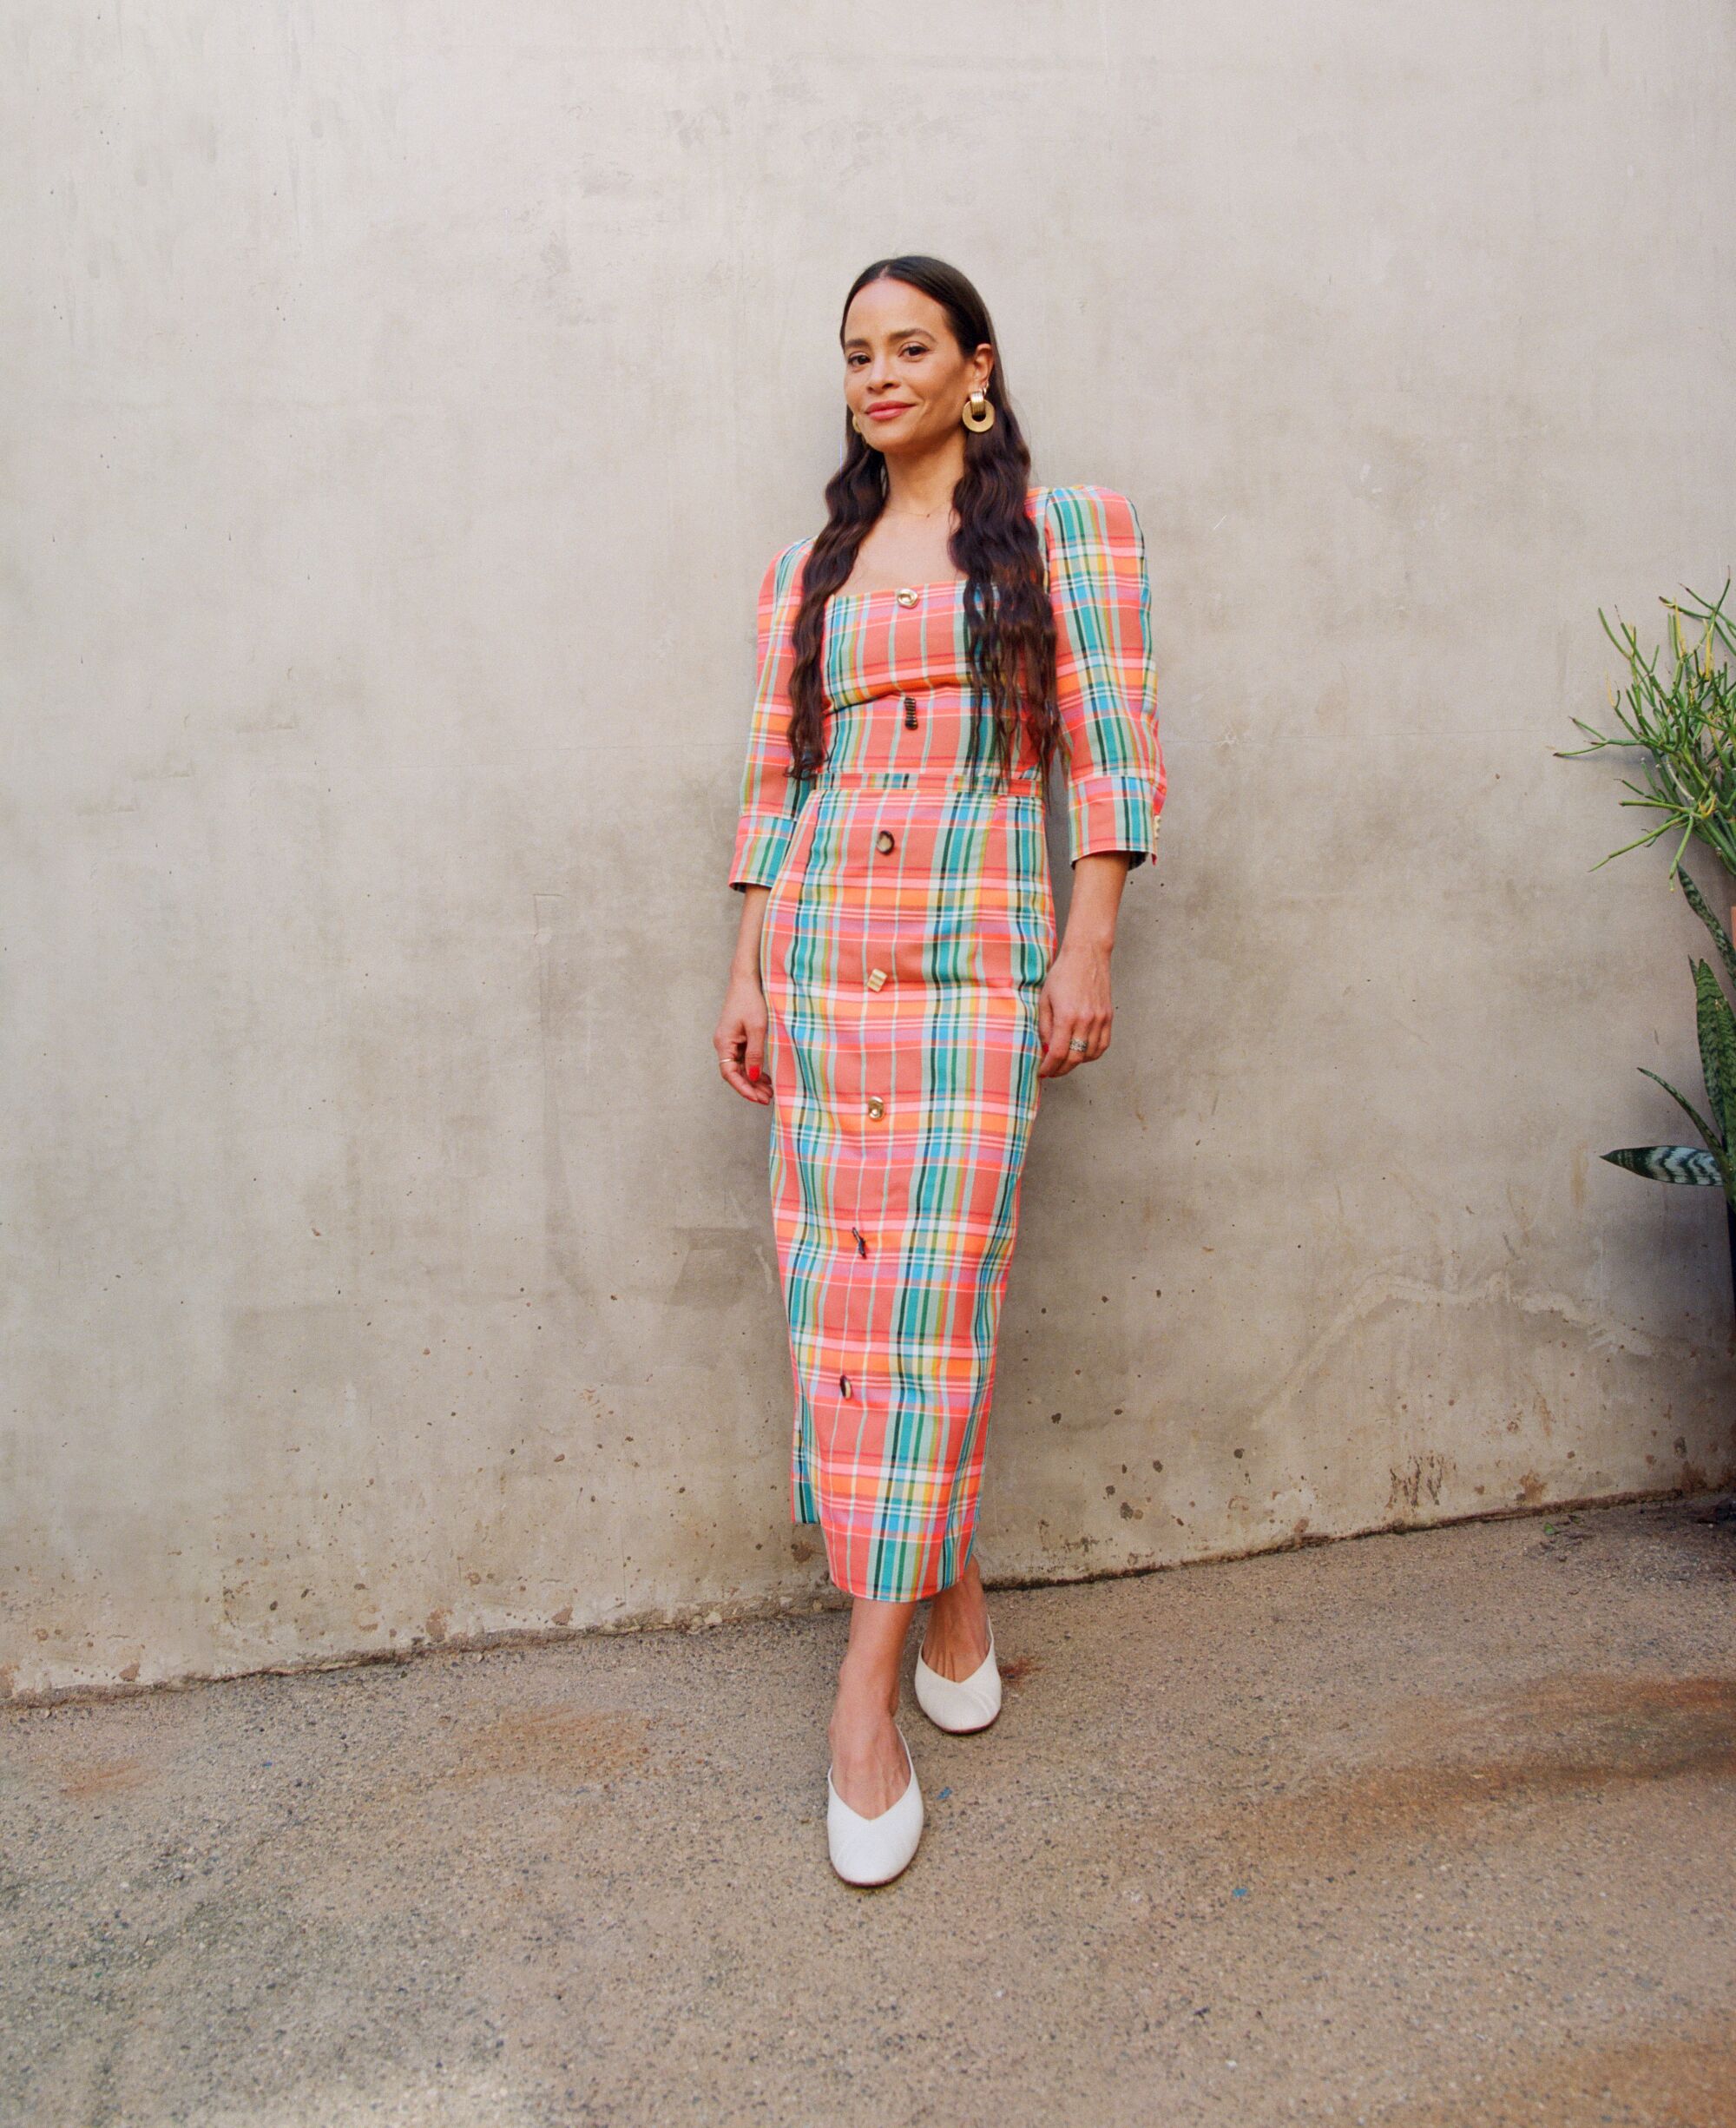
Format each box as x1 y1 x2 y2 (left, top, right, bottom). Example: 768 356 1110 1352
5 3 1733 1701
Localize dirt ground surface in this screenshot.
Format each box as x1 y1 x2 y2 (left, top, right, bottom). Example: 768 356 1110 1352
3 1495 1733 2127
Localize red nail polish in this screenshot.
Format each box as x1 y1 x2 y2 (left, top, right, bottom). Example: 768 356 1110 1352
748 1065 760 1081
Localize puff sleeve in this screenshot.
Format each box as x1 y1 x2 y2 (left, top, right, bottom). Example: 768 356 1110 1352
1041 484 1166 869
728 537 812 891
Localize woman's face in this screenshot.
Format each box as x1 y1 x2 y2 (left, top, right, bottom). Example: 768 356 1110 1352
841 280 990 457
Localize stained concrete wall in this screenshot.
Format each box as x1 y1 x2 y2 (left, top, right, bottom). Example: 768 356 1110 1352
4 3 1734 1701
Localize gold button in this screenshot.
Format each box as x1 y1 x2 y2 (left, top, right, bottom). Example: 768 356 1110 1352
865 1096 885 1120
874 829 896 854
866 968 887 992
895 587 918 607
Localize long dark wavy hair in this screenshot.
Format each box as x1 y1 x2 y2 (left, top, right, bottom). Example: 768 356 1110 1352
783 256 1059 787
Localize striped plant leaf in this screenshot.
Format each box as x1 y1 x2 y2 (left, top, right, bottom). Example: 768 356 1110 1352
1603 1145 1723 1185
1693 958 1736 1150
1637 1065 1721 1152
1674 861 1736 991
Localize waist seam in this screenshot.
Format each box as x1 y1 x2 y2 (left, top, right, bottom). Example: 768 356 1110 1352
812 771 1042 794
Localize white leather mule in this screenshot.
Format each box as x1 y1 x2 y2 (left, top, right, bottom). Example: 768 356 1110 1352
826 1723 924 1886
913 1618 1003 1734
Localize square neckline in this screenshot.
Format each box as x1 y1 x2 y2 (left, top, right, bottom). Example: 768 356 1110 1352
826 577 968 607
826 486 1049 605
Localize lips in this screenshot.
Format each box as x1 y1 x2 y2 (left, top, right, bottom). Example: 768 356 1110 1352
866 404 913 418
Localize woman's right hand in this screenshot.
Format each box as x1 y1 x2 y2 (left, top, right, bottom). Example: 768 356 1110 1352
714 972 772 1105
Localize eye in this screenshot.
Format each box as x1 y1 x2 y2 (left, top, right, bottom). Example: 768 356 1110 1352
902 344 927 359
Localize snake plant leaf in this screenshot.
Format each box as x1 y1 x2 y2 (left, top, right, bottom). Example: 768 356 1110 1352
1603 1145 1724 1185
1694 957 1736 1148
1674 861 1736 991
1637 1064 1721 1151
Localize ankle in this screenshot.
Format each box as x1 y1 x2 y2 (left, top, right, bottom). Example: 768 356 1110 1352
834 1658 899 1722
930 1584 985 1626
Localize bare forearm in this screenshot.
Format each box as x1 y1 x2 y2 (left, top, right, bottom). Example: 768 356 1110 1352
716 886 773 1104
1061 853 1133 957
731 885 771 980
1037 853 1134 1077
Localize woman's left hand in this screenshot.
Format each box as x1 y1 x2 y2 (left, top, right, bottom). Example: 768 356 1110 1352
1037 939 1114 1077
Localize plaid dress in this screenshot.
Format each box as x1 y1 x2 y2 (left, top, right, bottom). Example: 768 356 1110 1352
730 484 1165 1601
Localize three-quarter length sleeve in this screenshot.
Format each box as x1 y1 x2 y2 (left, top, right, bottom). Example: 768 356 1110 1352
729 537 811 891
1042 484 1166 869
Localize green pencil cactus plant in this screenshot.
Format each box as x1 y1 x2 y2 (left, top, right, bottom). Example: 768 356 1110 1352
1557 583 1736 1306
1560 581 1736 884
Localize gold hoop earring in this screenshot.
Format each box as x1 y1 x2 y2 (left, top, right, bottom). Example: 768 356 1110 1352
851 412 865 436
962 389 995 433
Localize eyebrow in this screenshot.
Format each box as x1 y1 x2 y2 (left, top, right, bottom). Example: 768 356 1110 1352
842 326 936 350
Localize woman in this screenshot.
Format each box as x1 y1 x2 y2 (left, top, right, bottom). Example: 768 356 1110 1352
713 255 1166 1886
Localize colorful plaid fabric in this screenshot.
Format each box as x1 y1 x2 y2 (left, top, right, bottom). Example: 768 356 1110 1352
730 484 1165 1600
